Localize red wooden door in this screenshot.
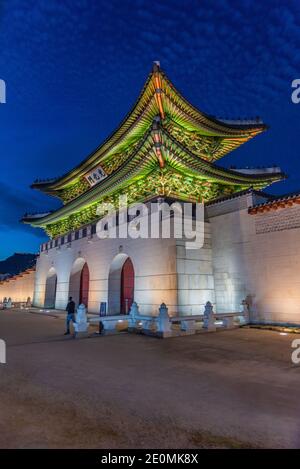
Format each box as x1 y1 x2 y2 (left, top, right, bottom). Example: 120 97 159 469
120 258 134 314
80 263 90 307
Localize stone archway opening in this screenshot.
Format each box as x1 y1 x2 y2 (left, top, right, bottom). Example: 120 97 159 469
44 267 57 309
79 262 90 307
108 254 135 315
68 258 90 308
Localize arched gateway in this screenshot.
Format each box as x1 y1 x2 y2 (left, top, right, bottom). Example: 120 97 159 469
80 262 90 306
68 258 90 308
44 267 57 309
108 254 135 315
120 258 134 314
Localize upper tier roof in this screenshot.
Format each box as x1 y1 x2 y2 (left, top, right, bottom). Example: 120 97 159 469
31 62 268 199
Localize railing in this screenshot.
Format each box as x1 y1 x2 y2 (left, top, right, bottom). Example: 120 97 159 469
0 299 249 338
0 298 32 310
86 300 250 338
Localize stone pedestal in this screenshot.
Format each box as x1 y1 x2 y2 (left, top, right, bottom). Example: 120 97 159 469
203 301 216 331
128 301 139 329
157 302 172 337
26 297 32 308
74 303 89 337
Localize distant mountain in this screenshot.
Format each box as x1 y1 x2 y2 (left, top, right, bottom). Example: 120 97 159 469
0 253 37 276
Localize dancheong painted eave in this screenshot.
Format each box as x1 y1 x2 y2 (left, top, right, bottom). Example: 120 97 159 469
23 62 286 237
23 125 286 225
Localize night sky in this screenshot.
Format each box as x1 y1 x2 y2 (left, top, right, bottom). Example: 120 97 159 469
0 0 300 259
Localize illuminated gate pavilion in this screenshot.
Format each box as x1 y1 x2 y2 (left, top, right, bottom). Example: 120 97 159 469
21 62 298 325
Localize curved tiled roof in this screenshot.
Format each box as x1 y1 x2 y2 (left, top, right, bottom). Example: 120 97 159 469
24 63 284 236
31 63 268 196
249 191 300 214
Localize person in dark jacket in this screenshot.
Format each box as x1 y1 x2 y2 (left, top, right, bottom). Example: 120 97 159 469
64 296 76 335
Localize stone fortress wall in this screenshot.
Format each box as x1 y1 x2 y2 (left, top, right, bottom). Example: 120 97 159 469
0 268 35 304
208 191 300 325
2 190 300 325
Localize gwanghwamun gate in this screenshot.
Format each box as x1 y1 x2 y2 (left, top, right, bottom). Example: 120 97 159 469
1 62 300 335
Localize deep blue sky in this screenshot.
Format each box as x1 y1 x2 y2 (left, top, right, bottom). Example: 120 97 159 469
0 0 300 259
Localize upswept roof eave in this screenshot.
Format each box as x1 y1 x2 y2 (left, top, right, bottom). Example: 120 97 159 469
160 70 267 136
31 64 268 195
162 128 285 184
24 130 157 226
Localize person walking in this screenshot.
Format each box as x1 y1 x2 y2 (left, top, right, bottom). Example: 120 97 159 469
64 296 76 335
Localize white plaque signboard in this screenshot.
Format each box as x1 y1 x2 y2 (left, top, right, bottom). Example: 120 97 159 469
84 166 107 187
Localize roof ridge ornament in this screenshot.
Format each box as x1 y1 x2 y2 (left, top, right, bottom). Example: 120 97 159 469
153 61 165 120
153 61 161 72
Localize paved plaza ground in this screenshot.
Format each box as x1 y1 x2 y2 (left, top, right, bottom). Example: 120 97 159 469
0 309 299 448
